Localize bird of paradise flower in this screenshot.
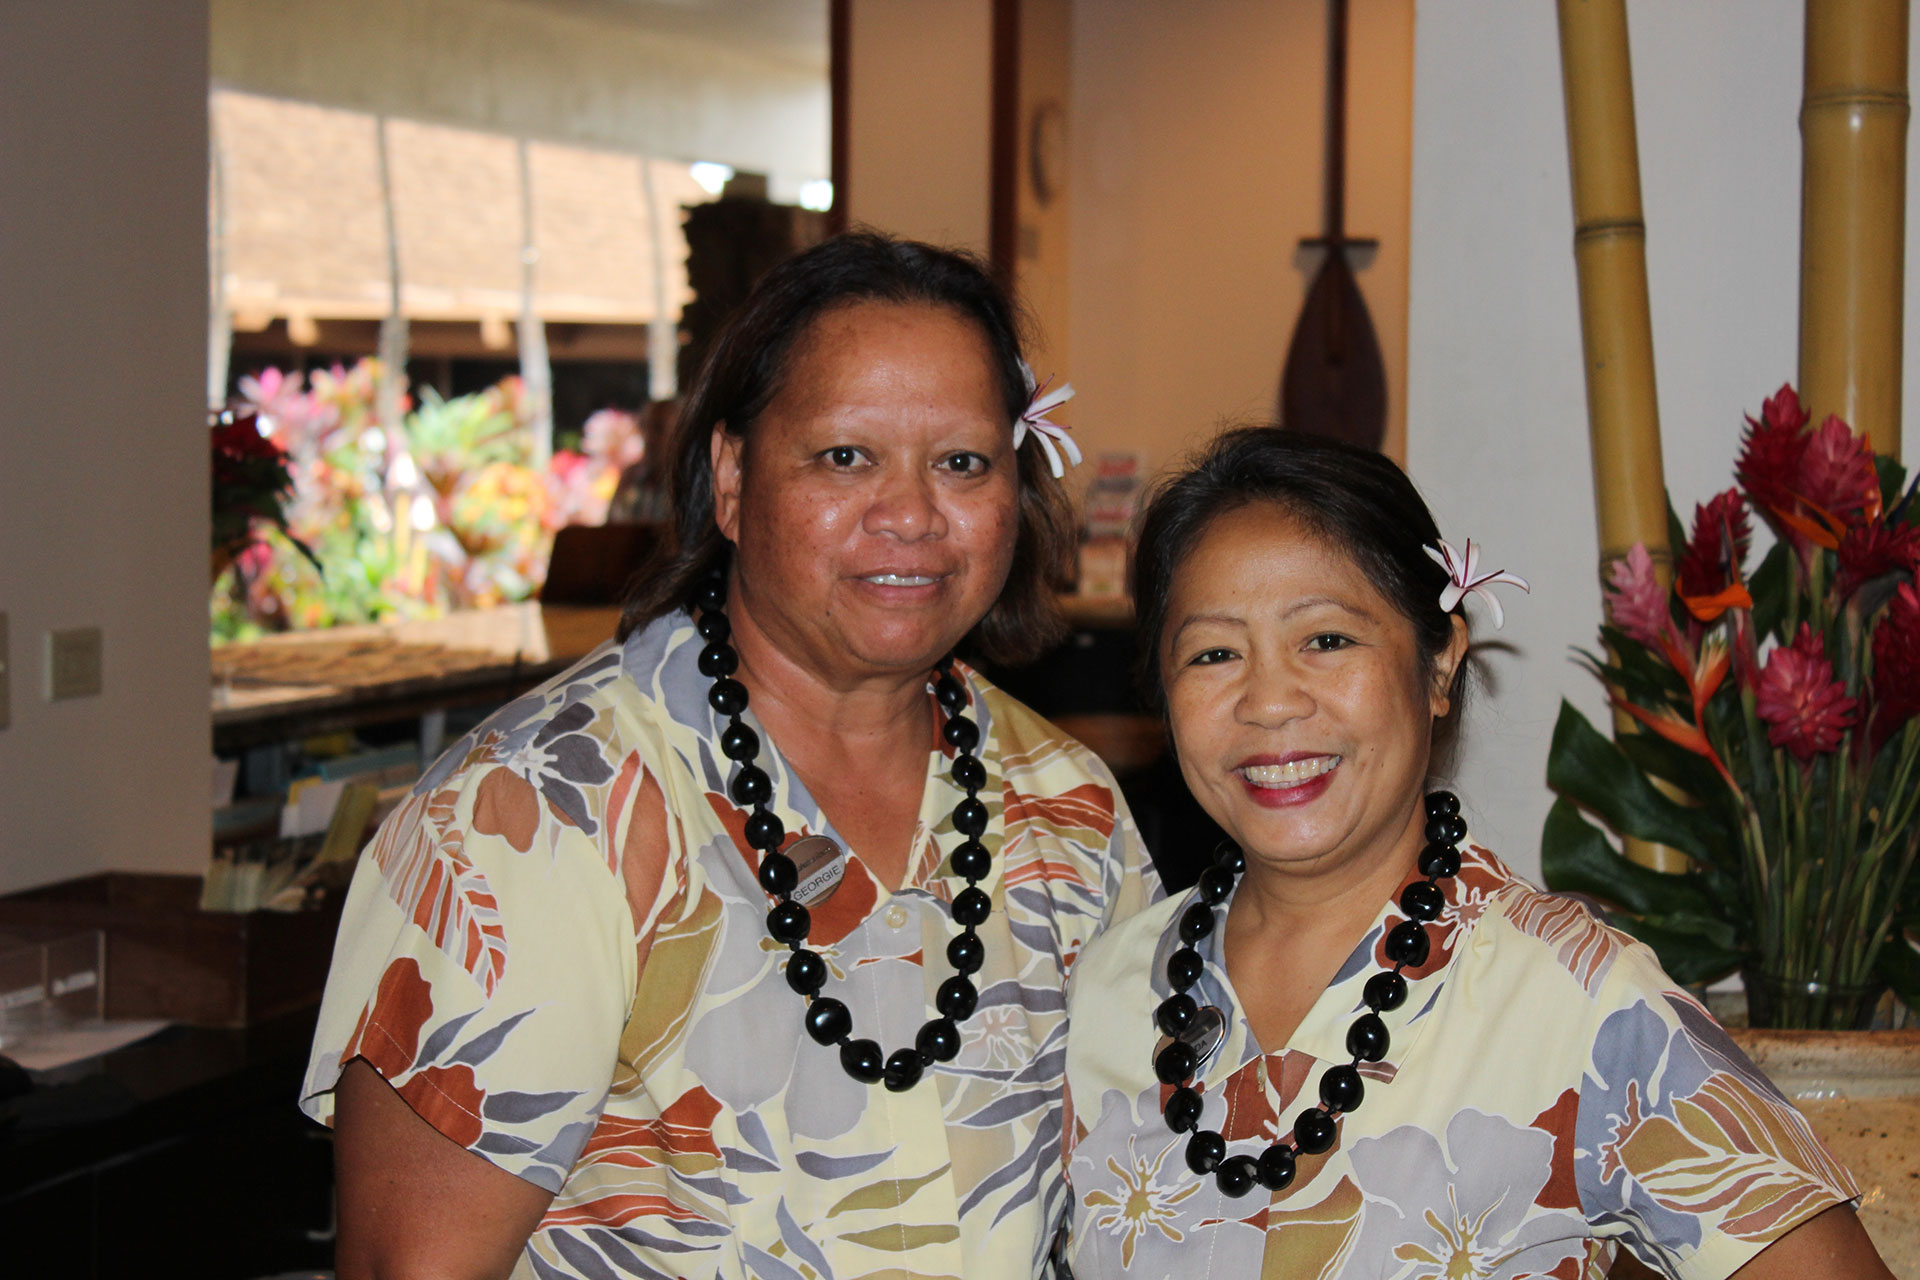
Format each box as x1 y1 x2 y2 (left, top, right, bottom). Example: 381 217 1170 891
1084 1135 1203 1267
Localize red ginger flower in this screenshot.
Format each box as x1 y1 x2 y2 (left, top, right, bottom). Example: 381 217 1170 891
1675 489 1754 620
1755 623 1857 761
1870 579 1920 748
1605 543 1671 648
1763 382 1812 433
1837 520 1920 600
211 410 283 462
1738 387 1810 524
1800 414 1880 524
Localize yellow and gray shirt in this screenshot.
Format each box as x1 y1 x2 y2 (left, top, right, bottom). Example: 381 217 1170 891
1063 843 1855 1279
302 610 1156 1279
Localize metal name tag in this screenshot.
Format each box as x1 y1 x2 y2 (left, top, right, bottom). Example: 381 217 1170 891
1153 1004 1227 1074
786 834 847 908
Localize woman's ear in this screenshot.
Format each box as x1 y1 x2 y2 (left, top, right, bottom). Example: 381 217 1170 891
1429 614 1471 718
711 423 743 544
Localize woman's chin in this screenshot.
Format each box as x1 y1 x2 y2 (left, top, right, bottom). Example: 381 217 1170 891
838 623 968 675
1212 792 1352 870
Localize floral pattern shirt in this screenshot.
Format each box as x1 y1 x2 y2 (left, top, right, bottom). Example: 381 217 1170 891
1062 843 1857 1280
301 612 1156 1280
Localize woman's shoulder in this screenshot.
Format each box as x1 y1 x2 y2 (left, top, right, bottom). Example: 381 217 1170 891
964 668 1117 780
1459 843 1680 1010
400 638 670 873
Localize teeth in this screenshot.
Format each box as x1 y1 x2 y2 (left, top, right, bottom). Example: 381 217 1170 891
865 573 935 586
1242 756 1340 788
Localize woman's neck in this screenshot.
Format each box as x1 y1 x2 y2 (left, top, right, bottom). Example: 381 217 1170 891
1221 802 1427 1053
718 584 935 767
1225 805 1426 967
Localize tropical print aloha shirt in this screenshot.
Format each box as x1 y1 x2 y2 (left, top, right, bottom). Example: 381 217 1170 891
301 611 1156 1280
1062 841 1858 1279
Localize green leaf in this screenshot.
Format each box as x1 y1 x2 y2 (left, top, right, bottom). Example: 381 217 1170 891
1541 800 1726 919
1617 914 1744 985
1875 455 1909 516
1874 934 1920 1012
1546 702 1733 865
1748 540 1792 642
1594 628 1690 705
1613 734 1733 820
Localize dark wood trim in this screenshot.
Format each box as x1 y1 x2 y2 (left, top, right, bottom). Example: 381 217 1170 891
988 0 1021 283
829 0 851 236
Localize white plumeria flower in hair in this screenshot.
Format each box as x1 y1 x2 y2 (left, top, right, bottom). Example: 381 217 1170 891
1015 358 1081 479
1423 538 1530 629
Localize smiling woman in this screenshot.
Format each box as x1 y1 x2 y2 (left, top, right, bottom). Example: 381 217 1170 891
1060 428 1891 1279
302 234 1156 1279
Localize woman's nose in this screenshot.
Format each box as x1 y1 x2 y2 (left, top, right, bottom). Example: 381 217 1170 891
1236 658 1313 727
862 467 947 540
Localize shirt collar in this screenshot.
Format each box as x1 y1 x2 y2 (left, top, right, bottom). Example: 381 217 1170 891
1148 837 1515 1083
621 611 1002 897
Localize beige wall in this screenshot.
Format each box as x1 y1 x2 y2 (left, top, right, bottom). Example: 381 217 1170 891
0 2 212 893
842 0 994 253
1066 0 1415 478
1012 0 1075 382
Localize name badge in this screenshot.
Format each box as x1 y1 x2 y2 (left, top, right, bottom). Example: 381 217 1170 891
786 834 846 907
1153 1004 1227 1075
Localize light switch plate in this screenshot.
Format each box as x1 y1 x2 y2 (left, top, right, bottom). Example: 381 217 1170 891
46 626 103 701
0 612 10 729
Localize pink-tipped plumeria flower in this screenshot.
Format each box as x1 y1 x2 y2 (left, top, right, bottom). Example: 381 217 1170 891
1423 538 1530 629
1015 359 1081 479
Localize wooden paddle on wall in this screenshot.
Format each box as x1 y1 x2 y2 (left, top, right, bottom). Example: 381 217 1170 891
1280 0 1387 450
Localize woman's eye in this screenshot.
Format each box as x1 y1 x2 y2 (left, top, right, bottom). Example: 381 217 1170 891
940 452 989 475
823 445 864 468
1187 647 1238 667
1307 633 1352 653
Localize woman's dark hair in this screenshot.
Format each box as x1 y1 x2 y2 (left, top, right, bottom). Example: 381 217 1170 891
1130 427 1470 766
618 231 1072 664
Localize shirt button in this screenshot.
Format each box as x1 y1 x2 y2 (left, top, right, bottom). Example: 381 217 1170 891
884 904 910 930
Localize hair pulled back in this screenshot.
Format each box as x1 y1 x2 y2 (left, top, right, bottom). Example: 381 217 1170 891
618 231 1072 664
1130 427 1470 765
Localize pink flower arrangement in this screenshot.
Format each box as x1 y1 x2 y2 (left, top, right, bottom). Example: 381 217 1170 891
1548 384 1920 1028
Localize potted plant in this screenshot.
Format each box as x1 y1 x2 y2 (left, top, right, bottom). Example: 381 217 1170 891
1543 385 1920 1031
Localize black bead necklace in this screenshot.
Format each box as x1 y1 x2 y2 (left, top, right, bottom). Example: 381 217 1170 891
689 573 994 1093
1154 790 1467 1197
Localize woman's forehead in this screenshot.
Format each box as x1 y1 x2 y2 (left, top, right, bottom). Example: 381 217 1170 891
763 304 1007 428
1171 505 1389 619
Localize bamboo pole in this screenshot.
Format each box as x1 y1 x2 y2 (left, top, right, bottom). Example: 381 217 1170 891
1799 0 1909 459
1557 0 1687 873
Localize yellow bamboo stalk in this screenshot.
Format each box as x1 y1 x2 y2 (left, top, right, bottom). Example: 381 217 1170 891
1799 0 1909 458
1557 0 1687 873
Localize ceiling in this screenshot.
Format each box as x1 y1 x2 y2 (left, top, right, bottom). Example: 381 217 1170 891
508 0 828 72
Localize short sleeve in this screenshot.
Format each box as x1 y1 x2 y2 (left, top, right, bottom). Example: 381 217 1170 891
1574 951 1858 1278
1091 756 1162 933
300 763 639 1193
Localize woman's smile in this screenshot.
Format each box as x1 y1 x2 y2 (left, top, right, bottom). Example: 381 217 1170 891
1235 752 1342 806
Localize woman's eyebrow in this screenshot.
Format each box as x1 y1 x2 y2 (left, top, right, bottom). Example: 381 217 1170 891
1168 613 1244 647
1283 594 1376 622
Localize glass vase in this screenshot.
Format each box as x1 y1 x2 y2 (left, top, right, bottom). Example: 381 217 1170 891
1744 968 1885 1031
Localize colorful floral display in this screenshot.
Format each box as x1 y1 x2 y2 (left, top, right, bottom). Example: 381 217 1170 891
212 360 642 641
1545 385 1920 1028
